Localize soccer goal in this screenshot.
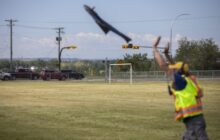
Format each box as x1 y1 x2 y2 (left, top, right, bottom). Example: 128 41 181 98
108 63 133 84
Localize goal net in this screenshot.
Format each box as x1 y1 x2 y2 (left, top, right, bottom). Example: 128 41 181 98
108 63 133 84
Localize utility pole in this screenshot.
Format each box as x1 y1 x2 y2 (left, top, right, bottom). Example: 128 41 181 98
104 57 109 83
5 19 17 71
55 27 64 71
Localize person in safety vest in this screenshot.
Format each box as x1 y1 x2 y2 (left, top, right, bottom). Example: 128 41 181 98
152 36 209 140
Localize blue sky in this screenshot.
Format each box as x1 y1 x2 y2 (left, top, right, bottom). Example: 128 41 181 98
0 0 220 59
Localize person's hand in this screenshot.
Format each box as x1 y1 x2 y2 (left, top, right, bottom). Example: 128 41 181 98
153 36 161 48
163 42 170 54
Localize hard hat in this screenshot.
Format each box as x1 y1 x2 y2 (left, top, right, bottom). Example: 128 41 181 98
169 62 189 72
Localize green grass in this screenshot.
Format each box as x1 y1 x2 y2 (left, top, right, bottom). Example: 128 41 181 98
0 80 220 140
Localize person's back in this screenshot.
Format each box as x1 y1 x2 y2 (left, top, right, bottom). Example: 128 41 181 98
152 36 209 140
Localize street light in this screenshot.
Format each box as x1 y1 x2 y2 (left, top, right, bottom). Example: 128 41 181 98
170 13 190 57
59 45 77 71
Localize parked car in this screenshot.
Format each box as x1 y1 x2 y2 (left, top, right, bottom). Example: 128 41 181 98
10 68 39 80
40 70 67 80
0 71 12 81
61 70 84 80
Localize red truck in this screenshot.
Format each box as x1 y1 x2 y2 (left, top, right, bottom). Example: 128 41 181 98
10 68 40 80
40 70 67 80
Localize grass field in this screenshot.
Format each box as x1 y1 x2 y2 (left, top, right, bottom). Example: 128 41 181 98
0 80 220 140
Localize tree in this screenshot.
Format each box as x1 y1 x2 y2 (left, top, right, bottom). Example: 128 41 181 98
175 38 220 70
0 60 10 71
123 53 151 71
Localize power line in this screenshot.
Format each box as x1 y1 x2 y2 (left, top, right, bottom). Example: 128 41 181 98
112 15 220 23
0 15 218 31
16 15 220 24
16 24 54 30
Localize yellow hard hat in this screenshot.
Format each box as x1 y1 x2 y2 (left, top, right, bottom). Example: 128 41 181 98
168 62 189 72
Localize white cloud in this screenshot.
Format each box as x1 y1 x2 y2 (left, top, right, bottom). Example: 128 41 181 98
38 37 56 48
20 36 56 48
174 34 183 42
1 32 188 59
76 32 107 41
143 34 156 42
74 32 120 44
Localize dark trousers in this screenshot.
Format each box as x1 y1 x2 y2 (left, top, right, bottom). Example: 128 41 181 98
183 115 209 140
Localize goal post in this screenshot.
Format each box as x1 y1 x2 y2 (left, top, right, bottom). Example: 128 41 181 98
108 63 132 84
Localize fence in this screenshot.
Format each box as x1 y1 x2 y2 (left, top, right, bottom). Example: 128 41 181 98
133 70 220 81
85 70 220 82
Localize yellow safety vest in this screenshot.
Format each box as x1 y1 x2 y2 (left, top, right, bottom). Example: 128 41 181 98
172 77 203 121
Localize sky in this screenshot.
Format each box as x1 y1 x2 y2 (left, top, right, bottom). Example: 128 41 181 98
0 0 220 60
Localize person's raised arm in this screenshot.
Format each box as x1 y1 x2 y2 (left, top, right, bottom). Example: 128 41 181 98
163 42 175 64
152 36 168 72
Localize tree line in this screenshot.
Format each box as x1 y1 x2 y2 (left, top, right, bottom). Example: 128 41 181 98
0 38 219 75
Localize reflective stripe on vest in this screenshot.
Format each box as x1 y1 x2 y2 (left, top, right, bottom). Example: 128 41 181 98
172 77 203 121
175 103 203 121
